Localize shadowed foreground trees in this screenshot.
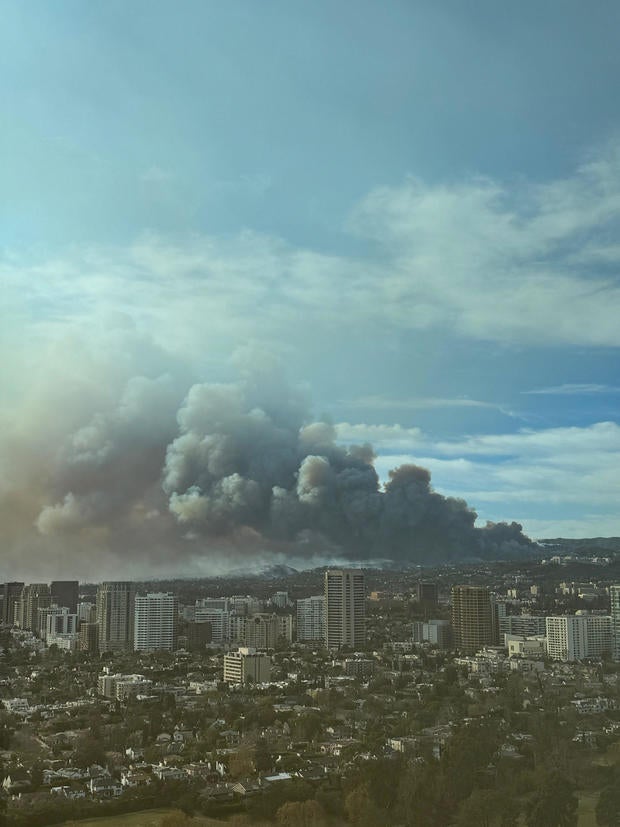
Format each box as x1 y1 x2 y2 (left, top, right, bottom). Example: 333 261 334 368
525 771 578 827
596 781 620 826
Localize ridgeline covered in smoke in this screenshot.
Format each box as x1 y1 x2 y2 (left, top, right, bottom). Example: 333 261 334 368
26 365 534 573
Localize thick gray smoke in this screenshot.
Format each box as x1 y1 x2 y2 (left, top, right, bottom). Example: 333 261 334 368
161 371 534 562
25 358 534 574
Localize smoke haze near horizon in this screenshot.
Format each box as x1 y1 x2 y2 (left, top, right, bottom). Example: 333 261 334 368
0 348 533 581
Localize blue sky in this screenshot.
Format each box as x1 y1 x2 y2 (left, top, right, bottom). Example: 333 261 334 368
2 1 620 577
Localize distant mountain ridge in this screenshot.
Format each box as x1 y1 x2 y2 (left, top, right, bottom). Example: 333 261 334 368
539 537 620 553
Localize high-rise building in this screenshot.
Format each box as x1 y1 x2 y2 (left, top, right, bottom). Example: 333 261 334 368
96 582 136 653
502 614 547 641
1 583 24 625
271 591 290 608
17 583 51 632
39 606 78 642
134 592 178 652
546 614 613 662
411 618 452 649
610 585 620 661
194 607 229 644
230 612 293 649
297 595 325 642
183 620 212 651
451 585 494 654
324 569 366 650
50 581 79 613
77 602 96 623
79 622 99 653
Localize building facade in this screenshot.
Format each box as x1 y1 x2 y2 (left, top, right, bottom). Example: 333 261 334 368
610 585 620 661
96 582 136 653
451 585 494 655
297 595 325 642
134 592 178 652
546 614 613 661
50 581 79 614
1 583 24 625
194 608 229 644
17 583 51 632
40 606 79 642
324 569 366 650
230 612 293 649
223 648 271 684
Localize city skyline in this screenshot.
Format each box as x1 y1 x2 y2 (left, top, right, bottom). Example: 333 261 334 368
2 3 620 579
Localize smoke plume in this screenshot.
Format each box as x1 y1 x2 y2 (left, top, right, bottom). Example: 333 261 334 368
2 351 533 577
159 366 534 562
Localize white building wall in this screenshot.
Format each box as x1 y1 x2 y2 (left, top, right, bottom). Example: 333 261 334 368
134 593 178 652
297 595 324 642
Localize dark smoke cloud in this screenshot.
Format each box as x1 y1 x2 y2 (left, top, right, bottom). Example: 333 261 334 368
161 368 534 562
18 352 534 575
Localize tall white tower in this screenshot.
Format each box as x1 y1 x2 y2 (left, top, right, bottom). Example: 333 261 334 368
134 592 178 652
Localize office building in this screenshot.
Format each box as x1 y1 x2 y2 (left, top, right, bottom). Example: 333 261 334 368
194 607 229 644
412 618 452 648
17 583 51 632
230 612 293 649
502 614 547 641
40 606 79 642
96 582 136 653
324 569 366 650
50 581 79 614
79 622 99 653
297 595 325 642
610 585 620 661
134 592 178 652
223 647 271 684
451 585 494 655
77 602 96 623
230 595 263 615
1 583 24 625
183 620 212 651
196 597 231 612
271 591 290 608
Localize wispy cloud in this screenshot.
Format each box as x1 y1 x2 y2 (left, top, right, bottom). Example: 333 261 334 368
3 139 620 356
340 395 514 413
524 383 620 395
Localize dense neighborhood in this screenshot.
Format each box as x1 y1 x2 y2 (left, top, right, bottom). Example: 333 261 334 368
2 550 620 825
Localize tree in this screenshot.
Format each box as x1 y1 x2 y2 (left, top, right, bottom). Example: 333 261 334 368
30 761 44 791
229 746 255 779
597 784 620 826
73 734 106 768
345 784 387 827
456 789 502 827
526 771 578 827
276 799 327 827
